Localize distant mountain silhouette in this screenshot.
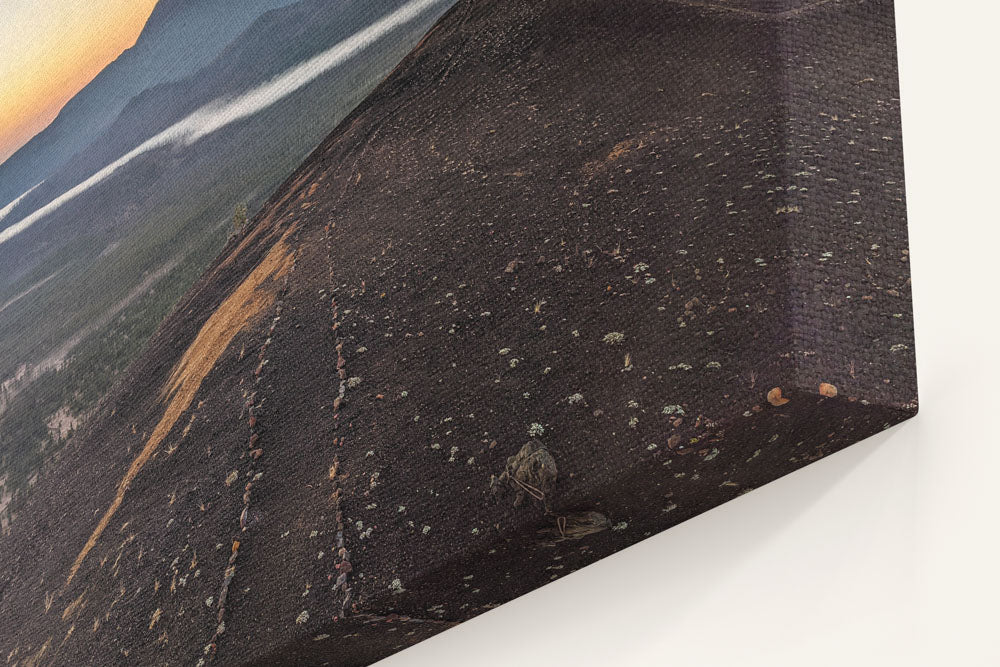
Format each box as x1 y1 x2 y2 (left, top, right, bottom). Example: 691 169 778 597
24 0 431 213
0 0 300 210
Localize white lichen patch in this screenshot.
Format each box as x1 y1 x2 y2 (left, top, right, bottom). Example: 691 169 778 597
389 579 406 595
567 393 585 405
528 423 545 437
603 331 625 345
661 405 685 416
346 376 363 388
296 610 310 625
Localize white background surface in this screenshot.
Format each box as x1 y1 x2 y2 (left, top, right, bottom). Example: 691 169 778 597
382 2 1000 665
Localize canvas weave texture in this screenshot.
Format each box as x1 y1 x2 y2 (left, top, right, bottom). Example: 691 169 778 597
0 1 914 665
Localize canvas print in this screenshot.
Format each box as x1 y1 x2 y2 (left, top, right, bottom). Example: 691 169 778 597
0 0 916 664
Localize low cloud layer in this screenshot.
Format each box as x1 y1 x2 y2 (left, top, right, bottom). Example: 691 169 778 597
0 0 448 246
0 181 43 227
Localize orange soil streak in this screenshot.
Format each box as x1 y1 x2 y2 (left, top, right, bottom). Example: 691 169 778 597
214 170 313 274
61 591 86 621
21 637 51 667
582 130 663 180
65 228 297 588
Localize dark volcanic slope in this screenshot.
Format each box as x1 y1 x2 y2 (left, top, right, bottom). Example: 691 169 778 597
0 0 914 665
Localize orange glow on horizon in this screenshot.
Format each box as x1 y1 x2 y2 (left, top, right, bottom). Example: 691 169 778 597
0 0 159 163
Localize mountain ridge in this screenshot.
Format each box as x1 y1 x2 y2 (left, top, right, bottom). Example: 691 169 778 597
0 0 301 211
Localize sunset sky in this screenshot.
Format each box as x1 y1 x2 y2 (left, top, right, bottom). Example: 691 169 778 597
0 0 159 163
